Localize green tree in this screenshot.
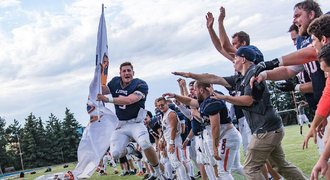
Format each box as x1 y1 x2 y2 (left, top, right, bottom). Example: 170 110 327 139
0 116 9 172
45 113 64 164
61 108 81 162
5 119 23 170
35 118 48 167
268 79 306 125
21 113 38 168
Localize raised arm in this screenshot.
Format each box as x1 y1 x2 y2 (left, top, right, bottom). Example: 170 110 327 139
276 80 313 94
206 12 234 61
212 91 253 107
177 78 189 96
163 93 199 108
265 67 300 81
177 104 192 120
172 71 231 88
253 46 317 76
282 46 317 66
250 66 300 87
218 7 237 56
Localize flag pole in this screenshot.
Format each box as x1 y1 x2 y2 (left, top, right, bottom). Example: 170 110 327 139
97 4 105 121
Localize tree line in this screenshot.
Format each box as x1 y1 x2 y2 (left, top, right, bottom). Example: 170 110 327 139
0 108 82 173
268 79 312 125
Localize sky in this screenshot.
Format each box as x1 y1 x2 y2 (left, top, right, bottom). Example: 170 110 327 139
1 0 330 127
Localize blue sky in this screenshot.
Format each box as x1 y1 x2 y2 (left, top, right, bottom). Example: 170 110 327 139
1 0 329 127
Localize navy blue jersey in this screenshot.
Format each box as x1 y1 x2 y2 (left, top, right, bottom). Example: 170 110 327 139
199 96 232 124
191 118 204 136
108 77 148 120
296 36 326 110
147 118 161 144
296 71 317 110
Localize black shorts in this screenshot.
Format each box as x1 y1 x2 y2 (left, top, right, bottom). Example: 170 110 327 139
119 156 128 163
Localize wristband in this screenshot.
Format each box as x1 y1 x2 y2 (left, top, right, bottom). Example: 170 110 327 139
259 71 267 80
278 57 283 66
295 84 301 92
186 137 190 142
107 96 114 103
169 139 175 145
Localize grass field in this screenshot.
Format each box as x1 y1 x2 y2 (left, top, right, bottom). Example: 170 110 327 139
7 124 325 180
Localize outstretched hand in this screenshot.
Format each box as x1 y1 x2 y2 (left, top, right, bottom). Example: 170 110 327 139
163 93 176 99
172 71 191 78
206 12 214 29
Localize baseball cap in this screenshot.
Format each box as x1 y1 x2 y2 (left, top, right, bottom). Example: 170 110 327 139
247 45 264 64
235 46 256 62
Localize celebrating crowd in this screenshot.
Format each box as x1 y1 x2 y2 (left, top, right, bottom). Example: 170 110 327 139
95 1 330 180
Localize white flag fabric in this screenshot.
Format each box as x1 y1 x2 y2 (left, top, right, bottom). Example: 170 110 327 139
73 4 118 179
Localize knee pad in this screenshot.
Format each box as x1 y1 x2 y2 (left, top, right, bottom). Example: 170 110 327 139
139 139 152 150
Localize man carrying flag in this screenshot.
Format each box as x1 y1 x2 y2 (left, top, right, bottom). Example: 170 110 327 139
97 61 166 180
73 4 118 178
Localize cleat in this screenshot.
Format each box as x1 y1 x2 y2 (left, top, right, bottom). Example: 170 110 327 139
194 171 201 179
143 173 150 179
119 171 129 176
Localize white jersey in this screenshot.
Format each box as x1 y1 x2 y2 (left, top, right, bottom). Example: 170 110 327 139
161 109 181 141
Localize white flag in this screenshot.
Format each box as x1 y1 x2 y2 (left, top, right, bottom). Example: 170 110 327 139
73 4 118 179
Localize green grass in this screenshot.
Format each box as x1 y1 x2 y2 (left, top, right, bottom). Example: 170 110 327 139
13 125 325 179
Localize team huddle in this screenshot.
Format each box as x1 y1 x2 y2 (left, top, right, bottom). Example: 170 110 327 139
94 1 330 180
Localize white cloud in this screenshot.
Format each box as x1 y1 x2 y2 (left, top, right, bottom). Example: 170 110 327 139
0 0 20 8
1 0 330 126
238 13 263 28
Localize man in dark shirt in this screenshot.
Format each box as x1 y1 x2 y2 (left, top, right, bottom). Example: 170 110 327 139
173 46 306 180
